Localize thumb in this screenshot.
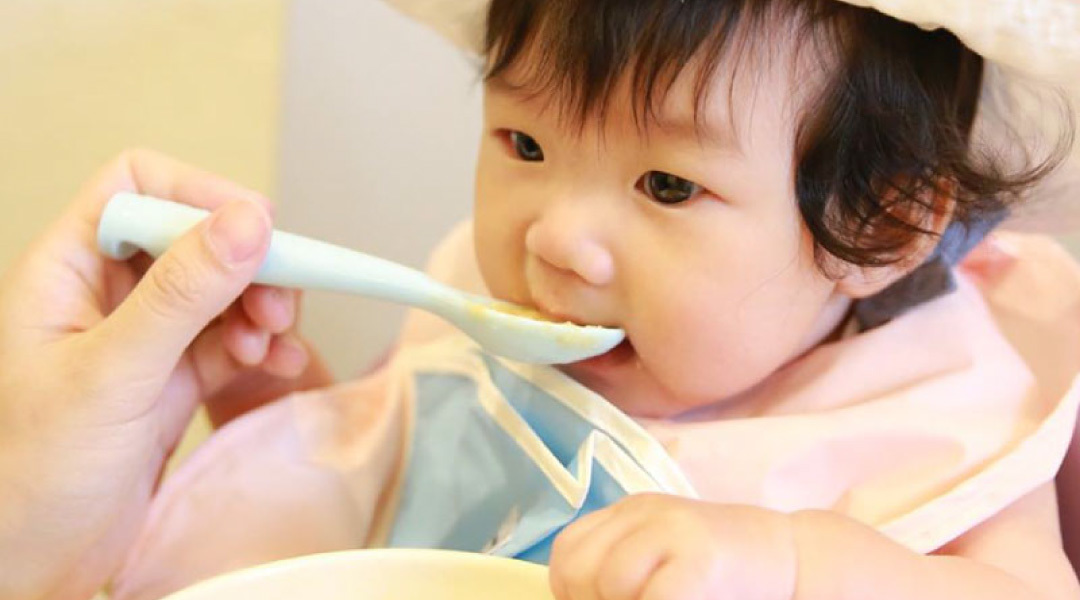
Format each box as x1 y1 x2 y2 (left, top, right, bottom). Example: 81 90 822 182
95 199 272 374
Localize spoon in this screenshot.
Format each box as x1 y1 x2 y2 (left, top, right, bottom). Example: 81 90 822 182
97 193 626 365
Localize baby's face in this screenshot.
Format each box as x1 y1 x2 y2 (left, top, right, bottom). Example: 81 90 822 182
474 58 853 418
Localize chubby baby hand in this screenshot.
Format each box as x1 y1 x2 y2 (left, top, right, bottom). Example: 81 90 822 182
549 494 798 600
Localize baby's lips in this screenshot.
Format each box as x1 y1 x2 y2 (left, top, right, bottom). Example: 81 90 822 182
536 304 622 330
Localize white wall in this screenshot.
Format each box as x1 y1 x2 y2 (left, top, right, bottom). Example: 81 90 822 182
278 0 481 376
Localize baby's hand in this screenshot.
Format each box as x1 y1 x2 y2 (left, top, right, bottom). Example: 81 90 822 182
550 494 798 600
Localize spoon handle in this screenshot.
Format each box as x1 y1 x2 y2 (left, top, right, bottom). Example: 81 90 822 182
98 193 452 309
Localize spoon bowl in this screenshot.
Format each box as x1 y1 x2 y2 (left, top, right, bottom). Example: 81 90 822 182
452 293 625 364
97 193 626 364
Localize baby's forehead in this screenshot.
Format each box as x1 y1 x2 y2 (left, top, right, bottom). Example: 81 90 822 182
486 35 812 150
483 2 827 147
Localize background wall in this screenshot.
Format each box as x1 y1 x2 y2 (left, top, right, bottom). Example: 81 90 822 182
0 0 286 471
0 0 285 273
277 0 480 376
0 0 481 380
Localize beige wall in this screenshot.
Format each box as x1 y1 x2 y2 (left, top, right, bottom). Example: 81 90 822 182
0 0 285 275
0 0 482 378
0 0 285 470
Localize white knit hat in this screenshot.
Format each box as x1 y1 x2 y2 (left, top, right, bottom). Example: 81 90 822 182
385 0 1080 231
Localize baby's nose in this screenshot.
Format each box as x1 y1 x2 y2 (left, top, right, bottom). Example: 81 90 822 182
525 220 615 287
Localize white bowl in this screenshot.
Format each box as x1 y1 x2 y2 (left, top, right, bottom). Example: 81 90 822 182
161 550 554 600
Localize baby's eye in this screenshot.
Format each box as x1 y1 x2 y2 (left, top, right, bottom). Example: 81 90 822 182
639 171 702 205
508 131 545 162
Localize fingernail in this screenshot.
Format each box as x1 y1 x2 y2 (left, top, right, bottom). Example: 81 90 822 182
206 200 270 266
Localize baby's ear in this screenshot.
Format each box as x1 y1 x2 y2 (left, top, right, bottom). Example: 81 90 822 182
835 178 956 299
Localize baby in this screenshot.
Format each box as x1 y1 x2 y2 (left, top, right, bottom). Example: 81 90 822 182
112 1 1080 599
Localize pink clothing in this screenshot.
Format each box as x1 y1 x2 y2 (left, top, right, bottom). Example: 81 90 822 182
111 223 1080 600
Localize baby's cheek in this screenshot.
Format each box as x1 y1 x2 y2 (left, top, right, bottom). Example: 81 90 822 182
653 301 780 402
642 311 723 391
474 224 527 301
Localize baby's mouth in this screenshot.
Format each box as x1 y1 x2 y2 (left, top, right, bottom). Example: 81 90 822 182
521 294 630 364
604 335 636 360
570 333 636 368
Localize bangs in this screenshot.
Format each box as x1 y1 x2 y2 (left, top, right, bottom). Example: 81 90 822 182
483 0 836 132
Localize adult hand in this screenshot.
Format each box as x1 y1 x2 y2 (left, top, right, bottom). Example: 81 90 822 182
0 149 330 600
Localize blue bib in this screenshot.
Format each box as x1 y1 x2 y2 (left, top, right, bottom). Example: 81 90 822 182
384 339 696 563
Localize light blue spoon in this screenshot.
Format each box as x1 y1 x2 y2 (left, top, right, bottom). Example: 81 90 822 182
97 193 625 365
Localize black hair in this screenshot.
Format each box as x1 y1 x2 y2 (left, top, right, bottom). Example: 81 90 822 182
484 0 1071 270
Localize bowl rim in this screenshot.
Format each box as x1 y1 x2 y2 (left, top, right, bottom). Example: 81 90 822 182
161 549 550 600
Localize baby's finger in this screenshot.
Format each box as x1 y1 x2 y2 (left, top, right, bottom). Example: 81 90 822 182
240 285 297 334
639 557 710 600
551 509 637 600
550 510 613 600
222 304 271 366
552 506 615 555
595 527 669 600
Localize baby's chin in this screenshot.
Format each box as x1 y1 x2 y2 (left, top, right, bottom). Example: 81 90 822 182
559 337 771 419
558 338 707 419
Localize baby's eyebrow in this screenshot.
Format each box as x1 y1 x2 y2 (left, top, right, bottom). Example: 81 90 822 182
652 114 742 154
484 74 537 100
486 72 743 155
